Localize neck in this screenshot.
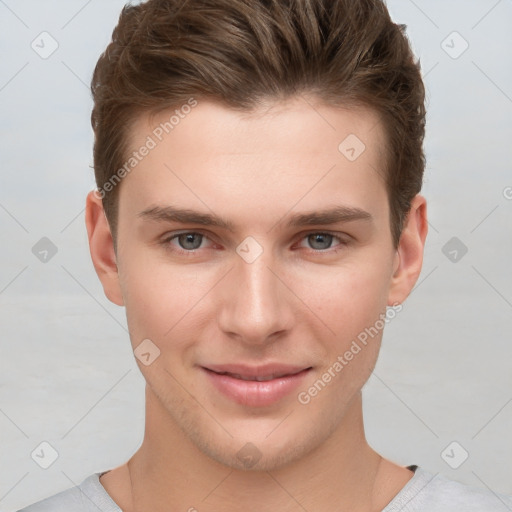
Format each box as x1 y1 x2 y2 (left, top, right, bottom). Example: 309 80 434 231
121 387 399 512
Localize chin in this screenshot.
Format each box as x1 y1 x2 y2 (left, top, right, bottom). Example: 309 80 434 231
188 417 331 473
202 439 311 472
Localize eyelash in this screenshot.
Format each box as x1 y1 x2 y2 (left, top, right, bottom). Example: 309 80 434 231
160 230 350 257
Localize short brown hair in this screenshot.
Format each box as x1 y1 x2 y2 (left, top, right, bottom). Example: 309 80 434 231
91 0 426 249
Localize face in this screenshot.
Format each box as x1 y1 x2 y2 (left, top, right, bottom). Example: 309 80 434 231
100 96 412 471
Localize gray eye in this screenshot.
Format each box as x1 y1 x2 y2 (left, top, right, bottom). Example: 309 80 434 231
307 233 333 250
177 233 203 250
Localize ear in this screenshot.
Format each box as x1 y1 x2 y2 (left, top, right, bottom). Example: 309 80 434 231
85 190 124 306
387 194 428 306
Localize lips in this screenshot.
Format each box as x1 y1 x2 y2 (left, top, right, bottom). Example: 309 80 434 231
216 372 293 382
202 363 312 407
204 363 309 379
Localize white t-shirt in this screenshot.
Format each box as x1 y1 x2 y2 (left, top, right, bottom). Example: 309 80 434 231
16 465 512 512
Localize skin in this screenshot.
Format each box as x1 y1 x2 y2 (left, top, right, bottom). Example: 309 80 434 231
86 95 428 512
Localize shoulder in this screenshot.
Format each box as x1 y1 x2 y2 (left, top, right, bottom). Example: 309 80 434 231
384 466 512 512
16 473 121 512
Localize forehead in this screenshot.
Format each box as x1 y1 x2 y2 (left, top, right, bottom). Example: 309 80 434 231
132 96 386 160
119 96 389 229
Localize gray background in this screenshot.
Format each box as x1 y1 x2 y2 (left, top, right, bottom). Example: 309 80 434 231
1 0 511 510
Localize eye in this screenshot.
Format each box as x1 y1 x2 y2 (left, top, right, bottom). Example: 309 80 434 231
298 232 348 252
162 231 212 253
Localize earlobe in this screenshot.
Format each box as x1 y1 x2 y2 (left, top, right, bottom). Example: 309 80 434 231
387 194 428 306
85 190 124 306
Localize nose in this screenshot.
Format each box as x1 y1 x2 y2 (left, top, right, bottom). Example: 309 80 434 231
217 247 295 346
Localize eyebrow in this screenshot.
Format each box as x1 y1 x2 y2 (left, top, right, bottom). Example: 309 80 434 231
137 205 373 231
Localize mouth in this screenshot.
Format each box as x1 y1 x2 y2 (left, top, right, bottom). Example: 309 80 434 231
201 364 312 407
206 368 307 382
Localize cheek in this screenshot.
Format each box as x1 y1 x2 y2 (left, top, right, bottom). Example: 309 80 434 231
292 256 392 342
294 263 390 413
119 255 195 343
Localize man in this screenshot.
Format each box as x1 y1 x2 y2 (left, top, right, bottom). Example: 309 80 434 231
18 0 512 511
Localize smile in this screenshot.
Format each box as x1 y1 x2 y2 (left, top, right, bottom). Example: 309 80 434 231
212 370 305 382
202 365 312 407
